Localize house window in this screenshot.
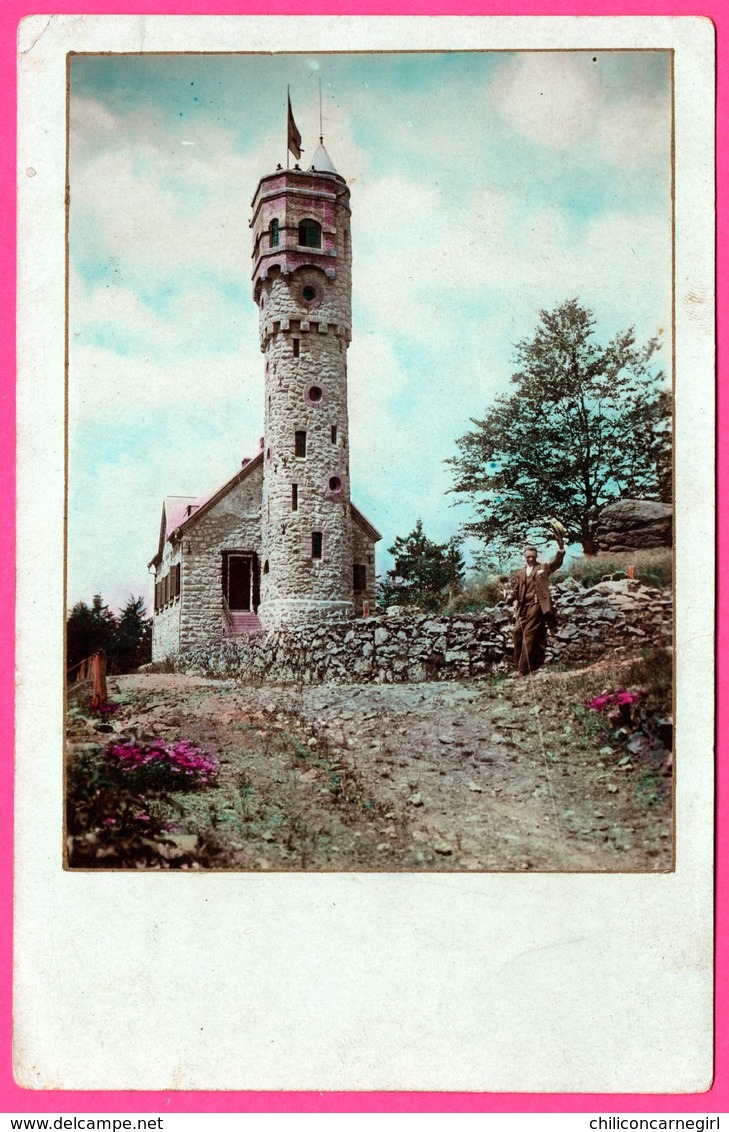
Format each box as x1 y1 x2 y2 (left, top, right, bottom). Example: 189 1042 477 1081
331 424 337 444
172 562 181 598
292 483 298 511
292 338 300 358
269 218 279 247
311 531 323 559
299 219 322 248
295 430 307 457
353 564 367 593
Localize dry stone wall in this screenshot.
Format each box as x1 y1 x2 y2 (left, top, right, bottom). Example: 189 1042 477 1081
161 577 671 684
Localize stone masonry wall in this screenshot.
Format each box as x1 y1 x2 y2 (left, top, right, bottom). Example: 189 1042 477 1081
260 312 353 618
256 166 354 629
161 577 671 684
178 467 263 652
152 541 182 661
351 520 377 614
152 586 181 660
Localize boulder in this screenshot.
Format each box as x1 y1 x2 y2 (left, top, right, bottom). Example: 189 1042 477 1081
596 499 672 551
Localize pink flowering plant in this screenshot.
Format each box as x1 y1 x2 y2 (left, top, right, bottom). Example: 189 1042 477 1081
588 690 643 712
588 689 644 729
587 678 672 805
105 738 218 789
67 734 218 868
88 698 121 717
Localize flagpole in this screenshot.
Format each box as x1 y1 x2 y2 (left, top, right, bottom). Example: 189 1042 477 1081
286 85 290 170
319 77 323 144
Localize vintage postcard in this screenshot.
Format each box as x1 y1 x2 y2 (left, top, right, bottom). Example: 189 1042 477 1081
15 15 714 1093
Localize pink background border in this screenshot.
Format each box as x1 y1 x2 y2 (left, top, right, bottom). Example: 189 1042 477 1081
2 0 722 1114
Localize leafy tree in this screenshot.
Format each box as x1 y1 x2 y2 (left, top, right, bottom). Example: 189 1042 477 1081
471 536 523 576
382 519 465 611
109 596 153 673
67 594 152 674
66 595 117 671
447 300 671 555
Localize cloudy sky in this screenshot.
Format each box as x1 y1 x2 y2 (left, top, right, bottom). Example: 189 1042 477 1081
67 50 672 613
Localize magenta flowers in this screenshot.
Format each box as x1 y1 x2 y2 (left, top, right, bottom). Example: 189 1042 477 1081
588 690 643 712
105 738 218 786
89 699 121 717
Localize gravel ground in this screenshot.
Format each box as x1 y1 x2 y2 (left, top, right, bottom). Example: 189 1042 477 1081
74 664 674 873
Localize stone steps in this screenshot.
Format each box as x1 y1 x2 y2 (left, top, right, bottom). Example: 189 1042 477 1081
224 611 262 636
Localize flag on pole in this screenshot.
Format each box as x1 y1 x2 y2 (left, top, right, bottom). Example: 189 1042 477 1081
287 90 302 161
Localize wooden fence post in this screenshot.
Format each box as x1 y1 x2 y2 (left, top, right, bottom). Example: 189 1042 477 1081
91 651 107 708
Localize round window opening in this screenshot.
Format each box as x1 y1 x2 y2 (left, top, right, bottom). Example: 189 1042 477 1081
329 476 342 492
302 286 317 302
308 386 323 403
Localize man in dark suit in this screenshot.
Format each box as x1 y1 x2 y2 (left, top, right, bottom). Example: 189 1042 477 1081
512 522 566 677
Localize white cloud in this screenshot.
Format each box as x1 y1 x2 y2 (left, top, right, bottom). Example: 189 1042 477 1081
68 336 262 431
70 95 264 287
492 54 601 151
597 90 671 167
490 54 671 170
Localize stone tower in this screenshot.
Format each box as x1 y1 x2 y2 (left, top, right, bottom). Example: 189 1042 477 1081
250 143 354 628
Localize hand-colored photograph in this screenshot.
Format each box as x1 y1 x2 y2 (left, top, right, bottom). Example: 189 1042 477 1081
65 49 673 873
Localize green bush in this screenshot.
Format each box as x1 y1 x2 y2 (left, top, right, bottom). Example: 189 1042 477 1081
621 646 673 717
568 548 672 589
445 571 509 613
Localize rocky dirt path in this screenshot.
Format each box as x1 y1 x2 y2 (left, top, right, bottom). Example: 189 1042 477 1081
92 667 672 872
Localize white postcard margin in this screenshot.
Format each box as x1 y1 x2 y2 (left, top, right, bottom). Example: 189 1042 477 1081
14 15 715 1093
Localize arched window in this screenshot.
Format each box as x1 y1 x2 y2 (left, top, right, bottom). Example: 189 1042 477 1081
298 219 322 248
269 219 279 247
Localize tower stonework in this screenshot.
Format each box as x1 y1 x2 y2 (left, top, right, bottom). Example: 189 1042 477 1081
251 146 355 628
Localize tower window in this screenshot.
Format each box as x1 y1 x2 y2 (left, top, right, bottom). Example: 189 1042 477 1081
328 476 342 493
353 564 367 593
303 285 317 302
269 219 279 247
331 425 338 444
299 219 322 248
295 430 307 458
307 385 323 403
263 560 269 574
292 483 298 511
292 338 300 358
311 531 323 559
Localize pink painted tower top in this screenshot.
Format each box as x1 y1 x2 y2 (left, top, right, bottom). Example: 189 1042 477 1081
250 147 351 297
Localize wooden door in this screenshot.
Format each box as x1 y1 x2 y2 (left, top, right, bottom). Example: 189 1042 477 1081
227 555 252 611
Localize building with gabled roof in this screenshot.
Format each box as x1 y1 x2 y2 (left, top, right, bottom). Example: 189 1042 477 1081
149 135 380 660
